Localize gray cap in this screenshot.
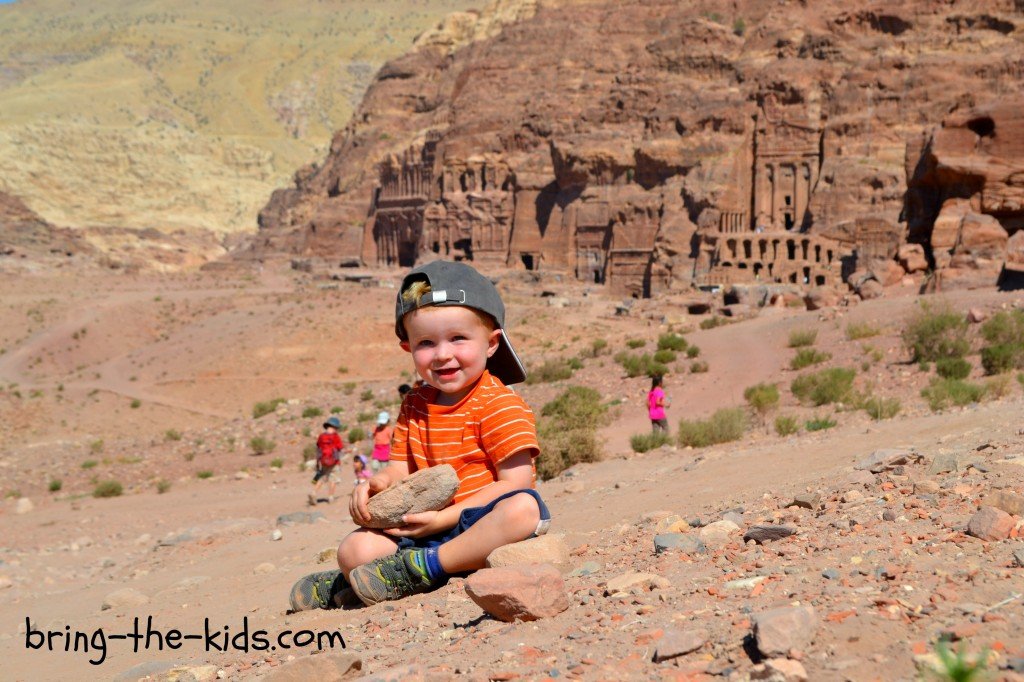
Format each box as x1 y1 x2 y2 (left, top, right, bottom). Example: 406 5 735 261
395 260 527 385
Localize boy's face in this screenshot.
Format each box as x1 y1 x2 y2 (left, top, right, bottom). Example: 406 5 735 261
400 305 500 405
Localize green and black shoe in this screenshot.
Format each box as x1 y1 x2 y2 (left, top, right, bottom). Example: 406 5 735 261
349 549 443 606
288 569 355 611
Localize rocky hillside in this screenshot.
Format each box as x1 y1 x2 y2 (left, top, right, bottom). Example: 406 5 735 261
254 0 1024 294
0 0 481 236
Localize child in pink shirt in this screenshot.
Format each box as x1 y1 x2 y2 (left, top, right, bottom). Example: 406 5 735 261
648 375 669 432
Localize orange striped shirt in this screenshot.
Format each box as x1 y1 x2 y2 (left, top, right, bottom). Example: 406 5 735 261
390 370 540 504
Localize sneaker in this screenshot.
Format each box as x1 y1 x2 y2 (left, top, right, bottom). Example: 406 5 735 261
288 569 355 611
349 549 442 606
307 493 317 506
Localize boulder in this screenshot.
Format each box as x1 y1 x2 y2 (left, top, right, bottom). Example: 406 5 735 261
654 533 706 555
752 605 818 657
988 490 1024 517
898 243 928 273
464 564 569 622
967 506 1014 541
743 525 797 544
363 465 459 529
485 534 570 571
262 653 362 682
804 286 840 311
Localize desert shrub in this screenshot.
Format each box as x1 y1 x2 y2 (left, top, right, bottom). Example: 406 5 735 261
690 360 709 373
89 439 104 454
567 357 584 370
581 338 608 358
980 309 1024 345
791 367 856 406
93 480 123 498
902 302 969 361
774 415 799 436
1019 372 1024 388
935 357 972 380
863 396 901 420
196 470 213 479
686 345 701 358
653 349 677 364
81 460 98 469
270 458 284 468
677 408 745 448
130 399 141 409
342 382 357 395
49 479 62 492
630 430 673 453
788 329 818 348
921 378 987 411
526 358 575 384
932 638 990 682
744 383 779 418
700 316 728 330
302 444 318 462
253 398 285 419
249 436 276 455
360 389 374 401
156 479 171 494
614 351 668 378
165 429 182 441
657 333 688 352
536 386 607 480
805 416 837 432
626 338 646 349
791 348 831 370
733 17 746 35
330 405 343 414
348 427 366 443
985 373 1013 399
980 344 1024 375
846 322 881 340
302 406 323 418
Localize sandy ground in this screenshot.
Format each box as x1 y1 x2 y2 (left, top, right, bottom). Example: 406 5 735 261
1 262 1023 680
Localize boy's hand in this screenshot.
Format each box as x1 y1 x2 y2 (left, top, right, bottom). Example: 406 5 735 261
383 511 447 539
349 475 388 526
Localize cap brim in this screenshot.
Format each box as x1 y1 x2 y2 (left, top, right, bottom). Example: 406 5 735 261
488 329 527 385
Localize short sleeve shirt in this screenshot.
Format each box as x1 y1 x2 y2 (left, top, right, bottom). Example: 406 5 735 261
390 370 540 504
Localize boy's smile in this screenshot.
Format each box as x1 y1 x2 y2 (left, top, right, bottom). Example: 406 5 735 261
400 305 500 406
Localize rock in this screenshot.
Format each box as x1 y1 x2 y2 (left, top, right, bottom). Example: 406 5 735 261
569 561 602 577
752 659 809 682
752 605 818 657
845 470 876 486
1013 547 1024 568
352 664 425 681
841 490 864 503
725 576 767 590
316 546 337 563
154 664 219 682
822 568 840 580
743 525 797 544
253 562 275 575
262 653 362 682
882 510 897 522
987 490 1024 517
563 480 585 494
605 571 670 595
112 661 182 682
464 564 569 622
722 511 745 527
857 277 884 300
699 519 740 547
654 533 706 555
485 534 570 571
787 493 820 510
967 308 988 324
0 576 12 589
898 244 928 273
967 506 1014 541
651 628 706 662
276 512 324 526
854 449 921 473
914 480 941 495
804 286 840 311
14 498 33 515
271 529 283 541
929 452 962 475
653 514 689 533
102 588 150 611
363 465 459 529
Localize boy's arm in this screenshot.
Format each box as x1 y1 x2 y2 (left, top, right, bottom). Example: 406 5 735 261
384 448 536 539
349 459 411 526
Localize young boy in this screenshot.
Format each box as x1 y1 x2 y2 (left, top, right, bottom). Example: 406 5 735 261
290 260 550 610
309 416 344 505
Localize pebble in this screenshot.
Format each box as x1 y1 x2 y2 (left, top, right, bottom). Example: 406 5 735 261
654 533 706 555
743 524 797 544
788 493 821 510
822 568 840 580
102 588 150 611
271 529 283 541
253 562 275 575
14 498 33 515
752 605 818 657
651 628 706 662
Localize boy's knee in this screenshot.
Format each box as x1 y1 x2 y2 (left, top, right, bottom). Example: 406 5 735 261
497 492 541 529
336 530 392 572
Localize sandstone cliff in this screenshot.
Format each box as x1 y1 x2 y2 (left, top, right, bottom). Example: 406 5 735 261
254 0 1024 295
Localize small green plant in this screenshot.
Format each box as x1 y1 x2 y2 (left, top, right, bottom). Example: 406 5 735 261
980 309 1024 346
863 396 901 420
130 399 141 409
935 357 972 380
302 444 318 462
536 386 607 480
626 338 646 349
629 430 673 453
985 373 1013 399
788 328 818 348
700 316 728 330
980 343 1023 375
930 637 990 682
357 411 374 423
903 301 970 362
88 439 104 454
653 349 677 364
690 360 709 373
348 427 366 443
584 338 608 357
846 322 880 340
184 452 195 462
165 429 182 442
270 457 284 468
677 408 745 447
774 415 799 436
360 389 374 401
81 460 98 469
614 351 668 378
657 333 687 352
330 405 343 414
93 480 123 498
791 367 856 406
342 382 357 395
744 383 780 420
49 479 62 492
686 345 701 358
791 348 831 370
805 416 837 432
302 406 323 418
921 378 987 411
526 358 575 384
249 436 276 455
732 16 746 36
253 397 286 419
196 470 213 479
337 365 349 374
156 479 171 494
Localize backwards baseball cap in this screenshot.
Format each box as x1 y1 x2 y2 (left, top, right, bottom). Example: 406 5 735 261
395 260 527 385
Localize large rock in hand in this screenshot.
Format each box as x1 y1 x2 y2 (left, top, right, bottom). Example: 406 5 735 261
363 465 459 529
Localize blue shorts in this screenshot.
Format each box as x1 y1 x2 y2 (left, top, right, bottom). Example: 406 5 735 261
395 488 551 551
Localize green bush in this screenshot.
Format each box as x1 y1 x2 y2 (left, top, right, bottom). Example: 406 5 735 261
980 344 1024 375
93 480 123 498
130 399 141 409
89 439 104 454
81 460 98 469
630 430 673 453
567 357 584 370
253 397 285 419
249 436 276 455
196 470 213 479
805 416 837 432
165 429 182 442
700 316 728 330
156 479 171 494
348 427 366 443
677 408 745 448
690 360 709 373
536 386 607 480
788 328 818 348
583 338 609 358
791 367 856 406
902 302 969 362
686 345 701 358
980 309 1024 346
330 405 343 414
302 444 318 462
360 389 374 401
526 358 575 384
49 479 62 492
921 378 987 411
935 357 972 380
342 382 357 395
863 396 901 420
614 351 668 378
653 349 677 364
270 458 284 468
743 383 779 417
657 333 687 352
302 406 323 418
791 348 831 370
774 415 799 436
846 322 881 340
986 373 1013 399
626 338 646 349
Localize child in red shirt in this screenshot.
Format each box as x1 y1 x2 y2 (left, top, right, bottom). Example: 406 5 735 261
309 416 344 505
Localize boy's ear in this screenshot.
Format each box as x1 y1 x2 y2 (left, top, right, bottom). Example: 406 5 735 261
486 328 501 358
399 340 411 353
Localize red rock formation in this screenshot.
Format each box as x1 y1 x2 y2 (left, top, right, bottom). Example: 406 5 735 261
251 0 1024 296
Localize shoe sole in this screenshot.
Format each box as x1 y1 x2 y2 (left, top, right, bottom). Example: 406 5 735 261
289 570 354 611
348 564 390 606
